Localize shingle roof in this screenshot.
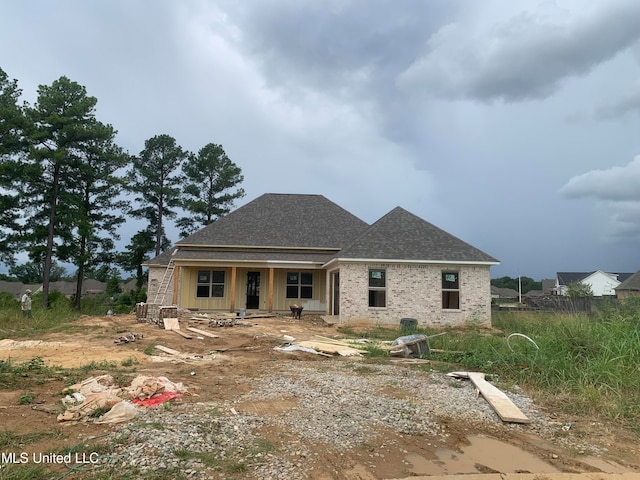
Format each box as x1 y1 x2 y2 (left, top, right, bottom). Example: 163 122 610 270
557 271 634 286
616 269 640 291
333 207 498 263
491 286 519 298
556 272 594 285
177 194 369 249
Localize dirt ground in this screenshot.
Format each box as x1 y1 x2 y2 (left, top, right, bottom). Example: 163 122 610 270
1 313 638 479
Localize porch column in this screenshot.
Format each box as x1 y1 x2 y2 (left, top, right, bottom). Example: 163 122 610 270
230 266 237 313
268 267 274 312
172 265 180 306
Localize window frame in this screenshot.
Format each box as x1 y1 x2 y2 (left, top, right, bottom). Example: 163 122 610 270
368 268 386 308
286 271 313 299
441 271 460 310
196 269 226 298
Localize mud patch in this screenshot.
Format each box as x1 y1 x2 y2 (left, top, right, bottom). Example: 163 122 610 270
404 434 560 475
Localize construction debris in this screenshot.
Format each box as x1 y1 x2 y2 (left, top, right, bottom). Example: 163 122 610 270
172 329 193 339
448 371 531 424
208 318 255 328
163 317 180 330
389 334 430 358
57 374 187 424
297 338 368 357
155 345 181 356
114 332 144 344
186 326 219 338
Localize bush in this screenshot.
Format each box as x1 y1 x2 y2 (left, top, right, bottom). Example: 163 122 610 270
0 291 19 309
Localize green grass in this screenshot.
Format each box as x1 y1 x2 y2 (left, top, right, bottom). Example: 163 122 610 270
0 357 65 389
0 430 62 448
339 299 640 430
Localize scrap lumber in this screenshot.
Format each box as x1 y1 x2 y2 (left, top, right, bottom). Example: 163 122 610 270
163 318 180 330
172 329 192 339
155 345 181 356
298 340 367 356
312 336 358 347
449 372 531 424
186 327 219 338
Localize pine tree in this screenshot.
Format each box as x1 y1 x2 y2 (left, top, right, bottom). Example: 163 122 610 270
177 143 245 237
128 134 187 256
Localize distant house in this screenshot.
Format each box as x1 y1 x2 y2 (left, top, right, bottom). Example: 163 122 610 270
556 271 634 297
145 193 499 327
0 280 108 300
0 281 40 301
615 269 640 300
541 279 556 295
490 286 519 301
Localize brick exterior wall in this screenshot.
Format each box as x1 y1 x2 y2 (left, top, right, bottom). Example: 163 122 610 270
335 262 492 327
147 266 175 306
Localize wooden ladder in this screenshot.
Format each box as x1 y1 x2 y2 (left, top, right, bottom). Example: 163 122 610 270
153 259 175 305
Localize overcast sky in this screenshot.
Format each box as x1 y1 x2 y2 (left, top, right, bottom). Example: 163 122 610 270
1 0 639 280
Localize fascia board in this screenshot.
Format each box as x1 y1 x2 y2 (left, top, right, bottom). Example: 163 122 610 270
323 258 500 268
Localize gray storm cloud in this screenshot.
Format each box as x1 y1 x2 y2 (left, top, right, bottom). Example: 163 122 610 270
561 156 640 201
397 1 640 102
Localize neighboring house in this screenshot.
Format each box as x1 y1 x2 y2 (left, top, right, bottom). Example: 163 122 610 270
556 271 634 297
541 279 556 295
121 279 146 292
0 280 107 300
615 269 640 300
0 281 41 301
33 280 107 298
490 286 520 301
145 193 499 327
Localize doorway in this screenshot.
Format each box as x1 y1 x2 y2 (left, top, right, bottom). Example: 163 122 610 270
331 271 340 315
246 271 260 309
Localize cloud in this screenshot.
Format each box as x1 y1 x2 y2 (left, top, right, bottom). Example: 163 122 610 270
561 156 640 241
595 85 640 120
560 156 640 201
397 1 640 102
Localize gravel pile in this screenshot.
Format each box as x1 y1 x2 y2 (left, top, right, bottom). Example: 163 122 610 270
102 360 590 479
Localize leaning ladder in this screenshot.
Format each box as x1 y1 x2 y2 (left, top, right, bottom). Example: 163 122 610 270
153 259 176 305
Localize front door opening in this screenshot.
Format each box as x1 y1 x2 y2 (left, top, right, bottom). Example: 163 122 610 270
246 271 260 309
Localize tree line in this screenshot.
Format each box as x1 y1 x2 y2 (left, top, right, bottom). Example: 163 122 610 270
490 276 542 294
0 68 245 309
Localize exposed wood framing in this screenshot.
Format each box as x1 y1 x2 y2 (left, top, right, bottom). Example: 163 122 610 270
172 265 180 305
230 266 237 312
268 267 274 312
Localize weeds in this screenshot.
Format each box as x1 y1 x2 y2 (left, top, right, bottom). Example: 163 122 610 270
18 393 34 405
143 344 155 355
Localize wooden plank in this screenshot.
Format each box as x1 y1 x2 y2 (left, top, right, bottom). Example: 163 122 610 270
313 336 359 347
298 340 367 355
186 327 219 338
163 317 180 330
172 329 192 339
467 372 531 424
155 345 181 355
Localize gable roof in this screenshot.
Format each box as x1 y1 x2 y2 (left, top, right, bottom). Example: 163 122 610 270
330 207 498 264
557 272 595 285
616 269 640 291
177 194 369 250
557 271 634 286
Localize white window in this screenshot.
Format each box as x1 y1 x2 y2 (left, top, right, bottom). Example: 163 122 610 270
442 271 459 309
369 269 386 307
